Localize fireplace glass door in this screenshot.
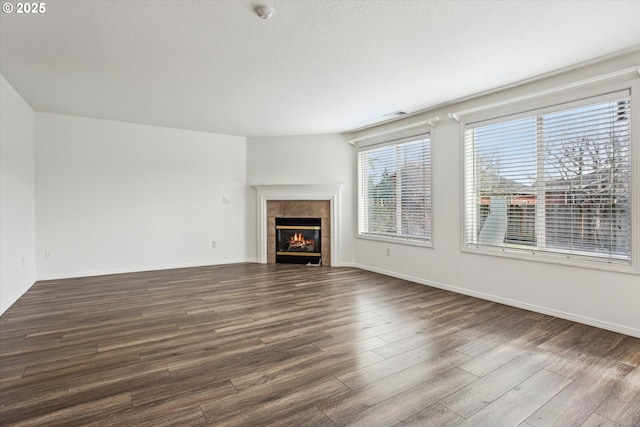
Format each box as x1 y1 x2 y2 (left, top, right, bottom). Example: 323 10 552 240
275 218 321 264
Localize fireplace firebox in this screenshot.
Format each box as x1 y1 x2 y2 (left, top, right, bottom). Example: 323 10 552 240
275 217 321 265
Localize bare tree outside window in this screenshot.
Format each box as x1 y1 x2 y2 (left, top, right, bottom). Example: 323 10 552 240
542 99 631 257
466 93 631 263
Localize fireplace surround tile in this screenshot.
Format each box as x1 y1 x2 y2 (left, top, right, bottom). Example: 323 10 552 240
282 201 315 217
267 201 282 218
266 216 276 263
317 201 331 220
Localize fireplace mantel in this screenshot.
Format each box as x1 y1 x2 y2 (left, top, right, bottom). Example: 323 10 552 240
252 184 344 266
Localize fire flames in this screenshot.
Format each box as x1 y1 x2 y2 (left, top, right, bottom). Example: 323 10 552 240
287 233 314 250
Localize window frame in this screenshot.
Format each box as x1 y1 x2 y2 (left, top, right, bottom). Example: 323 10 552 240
459 78 639 274
357 132 434 248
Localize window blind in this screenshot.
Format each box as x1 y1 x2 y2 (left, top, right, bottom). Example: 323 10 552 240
464 90 631 264
358 134 432 243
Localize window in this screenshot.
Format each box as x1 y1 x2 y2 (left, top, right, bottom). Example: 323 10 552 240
464 90 632 267
358 134 432 244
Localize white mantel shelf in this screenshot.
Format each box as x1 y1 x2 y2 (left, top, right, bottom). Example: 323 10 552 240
252 184 344 266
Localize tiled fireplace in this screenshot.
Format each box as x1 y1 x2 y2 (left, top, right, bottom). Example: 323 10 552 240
252 184 343 266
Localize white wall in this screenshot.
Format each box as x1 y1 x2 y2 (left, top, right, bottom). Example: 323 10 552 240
247 134 356 265
0 75 36 314
352 51 640 337
36 113 252 279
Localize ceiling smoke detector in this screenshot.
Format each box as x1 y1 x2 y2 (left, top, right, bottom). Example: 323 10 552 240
254 5 273 20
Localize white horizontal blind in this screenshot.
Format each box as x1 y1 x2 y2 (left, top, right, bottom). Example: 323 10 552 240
358 134 432 242
464 90 631 264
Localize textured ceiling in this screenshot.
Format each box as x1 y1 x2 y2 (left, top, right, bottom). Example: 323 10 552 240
1 0 640 137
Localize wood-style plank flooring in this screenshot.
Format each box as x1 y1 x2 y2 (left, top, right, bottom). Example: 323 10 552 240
1 263 639 426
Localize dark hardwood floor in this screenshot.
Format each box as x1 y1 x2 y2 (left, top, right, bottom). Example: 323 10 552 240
1 263 639 426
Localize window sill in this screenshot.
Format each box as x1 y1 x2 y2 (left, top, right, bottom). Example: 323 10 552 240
358 233 434 249
462 245 638 275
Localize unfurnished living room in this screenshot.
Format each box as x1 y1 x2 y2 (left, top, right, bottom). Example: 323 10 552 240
1 1 640 426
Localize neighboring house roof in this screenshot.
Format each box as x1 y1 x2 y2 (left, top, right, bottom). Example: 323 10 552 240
479 171 534 195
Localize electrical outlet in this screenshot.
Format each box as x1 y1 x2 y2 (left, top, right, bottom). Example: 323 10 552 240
223 197 230 205
212 241 217 249
45 249 53 259
22 256 26 267
386 248 391 256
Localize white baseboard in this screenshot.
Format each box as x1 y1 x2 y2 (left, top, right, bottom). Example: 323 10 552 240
334 261 357 268
354 263 640 339
36 258 254 281
0 279 36 316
